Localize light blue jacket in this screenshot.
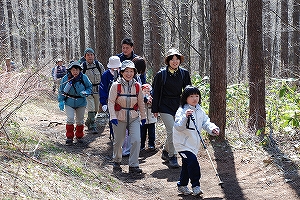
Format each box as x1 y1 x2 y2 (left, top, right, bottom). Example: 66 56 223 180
58 73 93 109
173 104 219 155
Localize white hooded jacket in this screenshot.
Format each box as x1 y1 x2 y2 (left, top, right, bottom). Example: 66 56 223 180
173 104 219 156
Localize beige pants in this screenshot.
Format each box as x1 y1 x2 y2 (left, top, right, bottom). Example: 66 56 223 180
86 93 100 113
112 117 141 167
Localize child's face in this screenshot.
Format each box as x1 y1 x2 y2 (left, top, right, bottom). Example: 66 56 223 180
142 88 151 95
186 94 199 107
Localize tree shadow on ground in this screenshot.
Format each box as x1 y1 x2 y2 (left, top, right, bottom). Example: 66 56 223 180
264 136 300 196
211 140 245 200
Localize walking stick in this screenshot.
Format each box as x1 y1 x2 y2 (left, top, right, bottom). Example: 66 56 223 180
190 115 224 188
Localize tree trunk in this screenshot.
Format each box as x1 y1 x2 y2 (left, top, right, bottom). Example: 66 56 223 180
95 0 111 65
78 0 85 55
149 1 163 73
179 0 191 71
281 0 289 77
113 0 124 54
292 0 300 75
209 0 227 140
247 0 266 132
131 0 144 56
88 0 95 50
6 0 14 58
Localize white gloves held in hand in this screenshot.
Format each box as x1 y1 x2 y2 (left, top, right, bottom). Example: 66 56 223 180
102 105 108 112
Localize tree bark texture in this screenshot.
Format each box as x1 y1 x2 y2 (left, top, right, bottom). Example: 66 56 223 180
209 0 227 140
247 0 266 132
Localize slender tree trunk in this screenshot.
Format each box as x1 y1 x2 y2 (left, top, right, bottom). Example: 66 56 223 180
281 0 289 77
88 0 95 50
292 0 300 75
179 0 191 71
131 0 144 56
209 0 227 140
263 1 272 78
113 0 124 54
95 0 111 64
78 0 85 54
248 0 266 132
149 0 163 73
6 1 14 57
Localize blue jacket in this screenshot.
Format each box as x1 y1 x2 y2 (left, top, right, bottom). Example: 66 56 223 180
58 72 93 108
99 69 114 106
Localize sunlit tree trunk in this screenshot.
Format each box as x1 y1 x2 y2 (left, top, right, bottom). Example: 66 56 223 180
87 0 95 50
209 0 227 140
95 0 111 64
131 0 144 56
248 0 266 132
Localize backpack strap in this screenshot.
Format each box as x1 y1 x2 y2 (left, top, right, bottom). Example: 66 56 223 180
114 83 139 111
82 60 103 74
82 62 87 74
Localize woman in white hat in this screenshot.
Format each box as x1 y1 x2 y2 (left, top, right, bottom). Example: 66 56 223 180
99 56 122 140
151 48 191 168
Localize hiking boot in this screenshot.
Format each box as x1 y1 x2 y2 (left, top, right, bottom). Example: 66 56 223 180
113 162 121 170
148 146 155 151
178 186 192 195
192 186 203 196
129 166 143 174
76 138 83 143
169 156 180 168
65 139 73 146
161 150 169 162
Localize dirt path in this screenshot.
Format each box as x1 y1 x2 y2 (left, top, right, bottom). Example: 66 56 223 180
31 97 300 200
47 123 299 199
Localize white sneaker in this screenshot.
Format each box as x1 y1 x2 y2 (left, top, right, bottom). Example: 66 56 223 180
192 186 203 196
178 186 192 195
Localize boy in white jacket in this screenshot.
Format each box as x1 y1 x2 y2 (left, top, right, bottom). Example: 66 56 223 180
173 85 219 196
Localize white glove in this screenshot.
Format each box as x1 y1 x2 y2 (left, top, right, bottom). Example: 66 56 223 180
102 105 108 112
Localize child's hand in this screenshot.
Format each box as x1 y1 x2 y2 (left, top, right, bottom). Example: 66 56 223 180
212 129 219 135
185 109 193 118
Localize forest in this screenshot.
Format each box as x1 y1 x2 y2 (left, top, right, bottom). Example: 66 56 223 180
0 0 299 199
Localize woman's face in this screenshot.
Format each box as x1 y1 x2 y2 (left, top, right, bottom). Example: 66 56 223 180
121 68 135 81
70 67 80 77
186 94 199 107
169 55 180 69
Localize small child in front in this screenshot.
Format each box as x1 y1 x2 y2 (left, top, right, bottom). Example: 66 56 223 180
173 85 220 196
140 83 157 150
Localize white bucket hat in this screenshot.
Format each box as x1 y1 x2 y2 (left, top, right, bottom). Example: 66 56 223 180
107 56 122 69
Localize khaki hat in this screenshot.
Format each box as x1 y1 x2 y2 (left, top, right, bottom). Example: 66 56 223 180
164 48 184 65
120 60 137 74
107 56 122 69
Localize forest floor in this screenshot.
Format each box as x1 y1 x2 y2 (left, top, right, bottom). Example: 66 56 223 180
1 93 300 200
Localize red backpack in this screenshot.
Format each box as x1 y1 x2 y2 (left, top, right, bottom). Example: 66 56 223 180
114 83 140 111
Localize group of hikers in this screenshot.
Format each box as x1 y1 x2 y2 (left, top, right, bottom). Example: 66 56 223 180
52 38 220 196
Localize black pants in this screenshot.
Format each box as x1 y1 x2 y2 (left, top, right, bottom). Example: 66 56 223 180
140 123 155 149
